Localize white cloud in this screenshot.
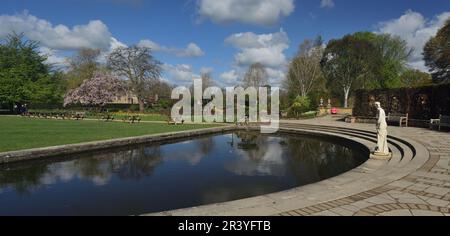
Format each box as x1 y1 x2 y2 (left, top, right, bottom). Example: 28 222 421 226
220 69 239 85
137 39 160 50
110 37 127 50
0 11 130 68
320 0 335 9
138 39 204 57
162 63 199 84
197 0 295 26
225 30 290 68
266 67 286 86
39 47 68 67
0 11 114 51
200 67 213 74
97 37 128 64
182 43 205 57
376 10 450 71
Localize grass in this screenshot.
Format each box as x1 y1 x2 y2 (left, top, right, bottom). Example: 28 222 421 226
0 116 222 152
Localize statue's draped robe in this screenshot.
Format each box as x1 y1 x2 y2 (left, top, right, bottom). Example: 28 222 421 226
376 108 389 154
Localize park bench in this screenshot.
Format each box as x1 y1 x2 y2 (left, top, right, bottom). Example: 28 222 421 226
100 114 115 122
122 115 141 124
72 112 85 120
387 112 408 127
430 115 450 131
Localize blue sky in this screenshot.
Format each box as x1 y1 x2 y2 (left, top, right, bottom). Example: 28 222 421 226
1 0 449 86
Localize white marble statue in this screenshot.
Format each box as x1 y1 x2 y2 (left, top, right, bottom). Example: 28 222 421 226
374 102 389 155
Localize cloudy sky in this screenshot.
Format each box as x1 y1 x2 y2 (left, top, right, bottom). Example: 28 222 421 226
1 0 449 87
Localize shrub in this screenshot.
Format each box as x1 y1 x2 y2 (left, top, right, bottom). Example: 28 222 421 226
288 96 311 118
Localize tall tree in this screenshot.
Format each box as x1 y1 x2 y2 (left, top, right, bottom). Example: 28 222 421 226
151 80 173 98
64 48 101 89
190 71 216 93
423 18 450 83
354 32 412 88
0 33 62 111
284 38 324 97
243 63 268 87
200 71 216 89
399 69 432 88
107 45 162 112
321 34 382 108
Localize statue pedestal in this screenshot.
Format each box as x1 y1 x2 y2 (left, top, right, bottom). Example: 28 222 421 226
370 152 392 160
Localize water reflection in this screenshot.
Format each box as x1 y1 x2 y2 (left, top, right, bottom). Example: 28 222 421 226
225 132 286 177
0 131 367 215
0 146 162 192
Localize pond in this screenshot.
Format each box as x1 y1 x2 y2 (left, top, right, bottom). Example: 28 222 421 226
0 131 368 215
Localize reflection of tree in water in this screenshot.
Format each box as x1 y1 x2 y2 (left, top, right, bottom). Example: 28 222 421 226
234 131 269 161
112 146 162 180
0 164 49 195
225 132 286 176
162 136 216 165
197 137 215 156
285 137 361 182
235 131 258 149
75 146 163 181
0 145 164 194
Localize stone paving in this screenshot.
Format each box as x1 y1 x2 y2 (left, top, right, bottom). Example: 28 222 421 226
277 117 450 216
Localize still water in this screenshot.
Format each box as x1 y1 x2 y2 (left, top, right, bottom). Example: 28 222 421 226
0 131 368 215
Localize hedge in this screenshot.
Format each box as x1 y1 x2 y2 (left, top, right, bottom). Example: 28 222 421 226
353 83 450 120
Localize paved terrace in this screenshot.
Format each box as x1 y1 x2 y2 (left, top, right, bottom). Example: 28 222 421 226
149 116 450 216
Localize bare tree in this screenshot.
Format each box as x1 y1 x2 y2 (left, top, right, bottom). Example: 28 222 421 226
107 45 162 112
200 71 216 88
151 80 173 98
285 39 324 97
243 63 268 87
190 71 216 93
65 48 101 89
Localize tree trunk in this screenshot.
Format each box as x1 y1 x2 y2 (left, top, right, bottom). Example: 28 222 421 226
138 99 145 112
343 87 350 108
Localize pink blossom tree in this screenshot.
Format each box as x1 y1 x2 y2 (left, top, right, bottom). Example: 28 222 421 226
64 72 126 108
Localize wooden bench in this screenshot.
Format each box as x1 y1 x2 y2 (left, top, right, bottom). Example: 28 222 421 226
100 114 115 122
122 115 141 124
430 115 450 131
387 113 408 127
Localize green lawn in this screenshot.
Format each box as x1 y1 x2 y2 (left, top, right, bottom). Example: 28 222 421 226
0 116 222 152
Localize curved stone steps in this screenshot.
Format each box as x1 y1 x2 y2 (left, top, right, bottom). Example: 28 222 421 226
280 123 417 158
278 123 413 165
278 124 403 165
281 123 416 168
